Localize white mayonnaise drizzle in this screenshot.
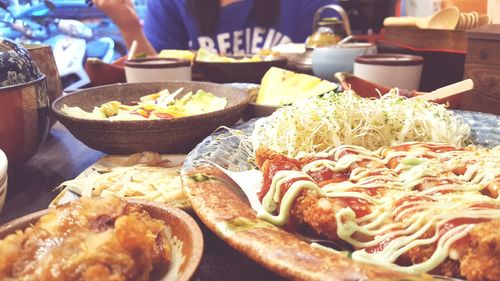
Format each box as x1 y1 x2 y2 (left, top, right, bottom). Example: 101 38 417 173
253 142 500 275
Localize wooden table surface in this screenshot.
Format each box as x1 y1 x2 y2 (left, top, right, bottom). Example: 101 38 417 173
0 122 287 281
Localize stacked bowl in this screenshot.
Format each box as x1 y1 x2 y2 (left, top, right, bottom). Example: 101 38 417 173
0 37 49 164
0 149 7 214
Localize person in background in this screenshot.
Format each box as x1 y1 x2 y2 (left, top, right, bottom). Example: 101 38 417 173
92 0 339 55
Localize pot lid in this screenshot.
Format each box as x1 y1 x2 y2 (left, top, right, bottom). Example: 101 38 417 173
0 37 43 88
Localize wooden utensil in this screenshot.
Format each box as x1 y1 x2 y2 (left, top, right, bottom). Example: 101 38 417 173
384 7 460 29
478 14 491 25
412 79 474 101
472 12 479 27
127 40 138 60
466 12 476 29
456 13 467 30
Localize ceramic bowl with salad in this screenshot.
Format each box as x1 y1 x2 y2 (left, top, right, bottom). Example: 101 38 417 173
52 81 250 154
193 48 287 84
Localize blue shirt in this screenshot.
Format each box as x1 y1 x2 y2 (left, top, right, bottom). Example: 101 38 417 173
144 0 338 54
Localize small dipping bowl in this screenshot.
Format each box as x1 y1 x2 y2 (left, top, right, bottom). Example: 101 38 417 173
354 54 424 90
124 58 192 83
312 43 377 80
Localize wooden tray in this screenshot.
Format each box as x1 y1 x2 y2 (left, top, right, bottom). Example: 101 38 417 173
382 26 467 52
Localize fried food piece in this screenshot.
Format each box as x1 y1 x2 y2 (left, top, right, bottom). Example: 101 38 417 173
255 147 299 170
398 219 500 280
402 232 461 278
0 196 170 281
460 219 500 281
290 189 342 241
256 147 301 201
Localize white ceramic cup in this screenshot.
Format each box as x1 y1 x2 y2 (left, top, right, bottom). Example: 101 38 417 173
124 58 192 83
353 54 424 90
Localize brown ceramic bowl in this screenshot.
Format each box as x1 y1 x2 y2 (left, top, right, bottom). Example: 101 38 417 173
51 81 250 154
0 199 204 281
194 56 287 84
84 56 127 87
335 72 461 109
0 75 50 164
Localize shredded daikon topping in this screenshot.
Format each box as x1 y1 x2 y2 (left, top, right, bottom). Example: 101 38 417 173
252 90 471 157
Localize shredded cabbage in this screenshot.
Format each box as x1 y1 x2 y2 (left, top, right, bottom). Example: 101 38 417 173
251 90 471 157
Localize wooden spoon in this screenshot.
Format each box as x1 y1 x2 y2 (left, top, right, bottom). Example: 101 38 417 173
411 79 474 101
384 7 460 30
418 7 460 29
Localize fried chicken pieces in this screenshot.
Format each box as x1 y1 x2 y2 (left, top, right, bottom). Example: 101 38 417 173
460 220 500 281
0 196 170 281
255 145 500 281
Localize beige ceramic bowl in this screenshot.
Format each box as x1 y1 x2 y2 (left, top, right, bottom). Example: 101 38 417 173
0 199 203 281
354 54 424 90
125 58 192 83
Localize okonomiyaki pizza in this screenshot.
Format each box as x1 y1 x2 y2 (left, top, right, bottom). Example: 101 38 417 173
252 142 500 281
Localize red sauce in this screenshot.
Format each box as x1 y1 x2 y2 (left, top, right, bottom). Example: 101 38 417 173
432 146 463 153
278 176 314 199
259 160 300 201
439 217 491 237
390 143 460 153
365 170 385 177
351 159 374 169
317 177 349 188
470 202 500 209
365 233 398 254
391 143 419 152
485 180 500 198
387 156 403 169
440 216 492 250
420 154 435 160
393 196 434 220
338 197 372 218
350 187 383 197
336 148 360 159
394 195 433 208
415 178 457 192
309 168 349 186
299 156 331 166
